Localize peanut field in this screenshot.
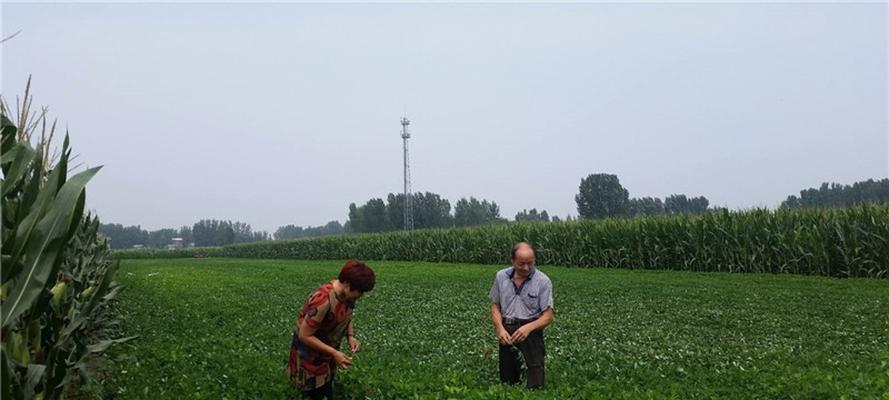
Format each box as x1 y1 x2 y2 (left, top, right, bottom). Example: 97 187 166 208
97 258 889 399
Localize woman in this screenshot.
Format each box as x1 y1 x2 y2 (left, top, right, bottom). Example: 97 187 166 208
287 259 376 399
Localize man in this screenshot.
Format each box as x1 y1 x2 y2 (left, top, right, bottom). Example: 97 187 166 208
489 242 554 389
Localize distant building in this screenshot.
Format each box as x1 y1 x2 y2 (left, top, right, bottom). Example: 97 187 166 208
166 237 184 249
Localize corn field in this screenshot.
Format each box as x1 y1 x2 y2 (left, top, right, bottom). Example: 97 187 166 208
222 205 889 278
112 247 223 260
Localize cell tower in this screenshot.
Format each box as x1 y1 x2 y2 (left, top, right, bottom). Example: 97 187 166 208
401 116 414 230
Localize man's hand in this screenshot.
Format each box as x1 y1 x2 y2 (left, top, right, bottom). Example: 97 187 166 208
497 328 513 346
333 351 353 369
509 325 531 344
348 336 361 353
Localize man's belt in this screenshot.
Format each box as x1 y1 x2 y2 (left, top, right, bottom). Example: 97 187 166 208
503 317 537 325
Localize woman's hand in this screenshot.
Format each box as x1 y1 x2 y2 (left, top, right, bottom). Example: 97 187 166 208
333 351 353 369
348 335 361 353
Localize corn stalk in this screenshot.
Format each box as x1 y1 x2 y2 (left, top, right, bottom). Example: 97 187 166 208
1 88 134 399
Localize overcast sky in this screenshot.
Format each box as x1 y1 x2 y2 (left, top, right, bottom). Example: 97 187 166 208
2 2 887 233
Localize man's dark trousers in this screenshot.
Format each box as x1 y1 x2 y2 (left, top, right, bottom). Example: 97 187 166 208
499 318 545 389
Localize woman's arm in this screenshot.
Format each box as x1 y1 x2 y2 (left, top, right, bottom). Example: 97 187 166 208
298 318 353 368
346 320 361 352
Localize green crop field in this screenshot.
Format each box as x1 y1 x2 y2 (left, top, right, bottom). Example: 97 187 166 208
101 259 889 399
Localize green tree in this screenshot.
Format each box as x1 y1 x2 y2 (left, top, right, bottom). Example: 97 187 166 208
386 193 407 230
179 225 193 245
515 208 550 222
347 199 389 233
413 192 453 229
347 203 364 233
193 219 235 246
314 221 344 236
386 192 453 230
575 173 630 219
688 196 710 214
363 198 389 232
454 197 504 227
275 224 304 240
147 228 178 248
231 222 263 243
664 194 709 215
98 223 149 249
275 221 343 240
628 197 665 216
781 178 889 208
307 221 343 237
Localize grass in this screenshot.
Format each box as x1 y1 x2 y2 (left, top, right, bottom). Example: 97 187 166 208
100 258 889 399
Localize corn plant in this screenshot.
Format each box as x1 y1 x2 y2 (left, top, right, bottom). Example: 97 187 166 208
1 87 133 399
222 204 888 278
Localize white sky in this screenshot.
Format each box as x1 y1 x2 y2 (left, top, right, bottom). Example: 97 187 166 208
3 2 887 232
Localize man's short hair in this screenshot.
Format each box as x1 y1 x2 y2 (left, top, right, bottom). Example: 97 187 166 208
511 242 536 259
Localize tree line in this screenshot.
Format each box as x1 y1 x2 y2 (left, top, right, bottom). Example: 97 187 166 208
345 193 508 233
100 174 709 246
101 174 888 247
780 178 889 209
574 173 711 219
99 219 269 249
275 221 345 240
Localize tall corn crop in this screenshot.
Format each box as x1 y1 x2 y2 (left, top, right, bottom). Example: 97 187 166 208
1 89 133 399
225 205 888 278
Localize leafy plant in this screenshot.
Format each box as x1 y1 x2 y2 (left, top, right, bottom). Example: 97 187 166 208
1 82 133 399
221 205 889 278
105 258 889 399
